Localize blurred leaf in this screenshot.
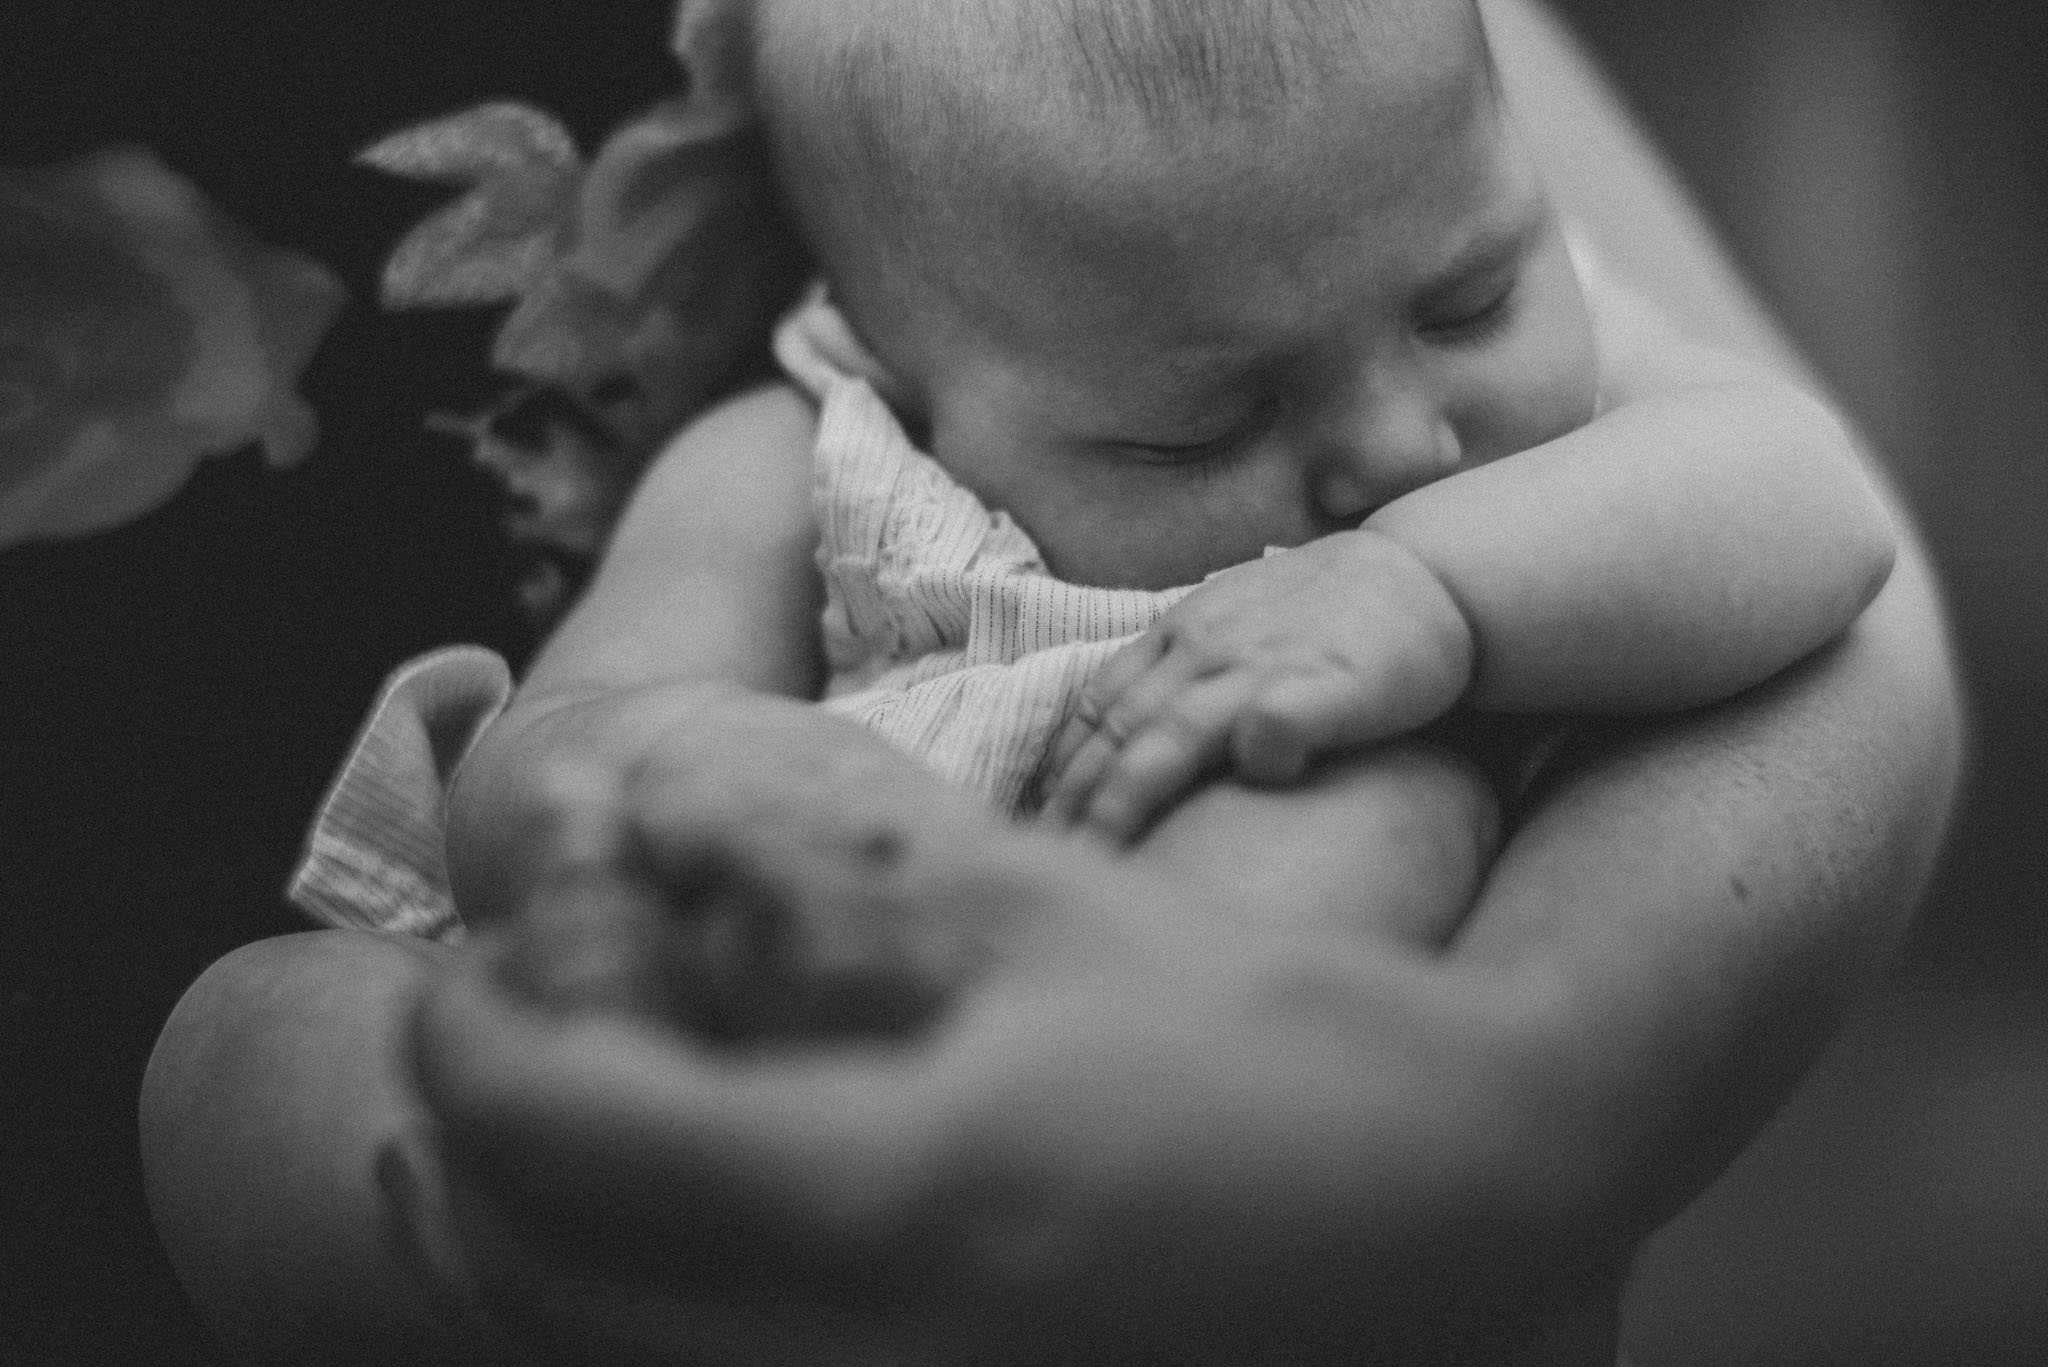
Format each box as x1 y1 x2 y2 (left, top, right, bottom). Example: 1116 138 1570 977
0 145 344 549
358 0 811 624
669 0 754 134
427 389 635 621
358 103 582 307
567 97 749 297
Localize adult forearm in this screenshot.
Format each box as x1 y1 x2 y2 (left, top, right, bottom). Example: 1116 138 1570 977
1439 522 1958 1240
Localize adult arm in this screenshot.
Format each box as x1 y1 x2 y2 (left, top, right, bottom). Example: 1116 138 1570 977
139 384 828 1365
1419 0 1960 1237
405 519 1957 1362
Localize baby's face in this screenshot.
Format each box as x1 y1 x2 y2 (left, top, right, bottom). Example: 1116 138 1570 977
836 15 1599 590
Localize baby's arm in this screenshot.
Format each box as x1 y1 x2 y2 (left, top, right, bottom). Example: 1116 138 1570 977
1369 291 1896 714
1048 301 1896 840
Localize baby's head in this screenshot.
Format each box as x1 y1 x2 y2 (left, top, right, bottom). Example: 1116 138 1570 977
753 0 1598 589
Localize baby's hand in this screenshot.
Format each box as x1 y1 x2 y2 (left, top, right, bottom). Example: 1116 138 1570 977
1041 529 1473 843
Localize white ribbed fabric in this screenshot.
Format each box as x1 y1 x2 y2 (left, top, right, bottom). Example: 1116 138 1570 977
775 287 1194 815
286 644 511 940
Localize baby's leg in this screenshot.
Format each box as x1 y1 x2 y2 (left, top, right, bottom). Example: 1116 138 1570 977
1136 740 1501 955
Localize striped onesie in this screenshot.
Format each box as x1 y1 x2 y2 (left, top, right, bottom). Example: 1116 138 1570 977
775 287 1200 815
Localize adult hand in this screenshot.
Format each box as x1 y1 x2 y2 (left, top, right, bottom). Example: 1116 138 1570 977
408 801 1620 1367
451 686 1023 1042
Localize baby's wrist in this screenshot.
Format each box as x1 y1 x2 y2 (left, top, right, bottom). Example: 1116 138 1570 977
1337 526 1477 718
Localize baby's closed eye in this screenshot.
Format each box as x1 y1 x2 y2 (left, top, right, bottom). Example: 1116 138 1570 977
1414 276 1519 345
1098 397 1276 470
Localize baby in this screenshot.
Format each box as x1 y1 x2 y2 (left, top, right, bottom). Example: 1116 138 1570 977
763 0 1889 836
140 3 1944 1358
443 0 1893 1000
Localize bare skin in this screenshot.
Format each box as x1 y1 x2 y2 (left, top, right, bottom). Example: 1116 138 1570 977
763 0 1888 851
404 535 1953 1364
407 695 1577 1365
137 3 1961 1363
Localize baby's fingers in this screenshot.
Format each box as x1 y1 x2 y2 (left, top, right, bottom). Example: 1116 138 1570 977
1230 670 1405 786
1041 724 1119 830
1043 634 1167 788
1042 637 1187 825
1078 676 1250 844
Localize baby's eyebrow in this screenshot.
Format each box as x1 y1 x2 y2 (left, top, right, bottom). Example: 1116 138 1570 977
1099 342 1269 417
1415 202 1548 298
1151 344 1266 390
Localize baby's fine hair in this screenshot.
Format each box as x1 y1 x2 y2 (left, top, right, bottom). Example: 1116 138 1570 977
755 0 1482 126
748 0 1488 287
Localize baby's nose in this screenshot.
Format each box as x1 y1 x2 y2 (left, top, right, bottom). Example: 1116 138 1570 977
1310 395 1462 524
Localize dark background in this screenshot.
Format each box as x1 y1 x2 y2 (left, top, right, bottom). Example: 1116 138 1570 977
0 2 676 1356
2 1 2043 1362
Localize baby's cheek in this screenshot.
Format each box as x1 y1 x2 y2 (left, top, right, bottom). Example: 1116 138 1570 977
1025 474 1282 590
1034 512 1203 589
1525 364 1601 452
1144 484 1318 585
1527 278 1605 439
1458 340 1601 469
1461 256 1604 464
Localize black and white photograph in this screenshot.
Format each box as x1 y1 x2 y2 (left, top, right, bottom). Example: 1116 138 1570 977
3 1 2041 1362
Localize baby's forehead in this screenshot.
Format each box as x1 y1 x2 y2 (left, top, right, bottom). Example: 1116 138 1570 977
760 0 1493 236
760 0 1486 128
757 0 1500 352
